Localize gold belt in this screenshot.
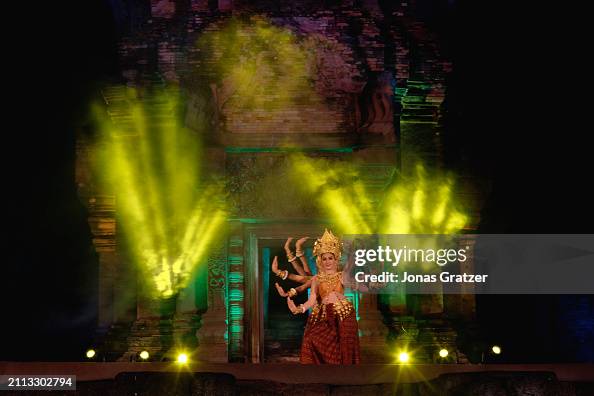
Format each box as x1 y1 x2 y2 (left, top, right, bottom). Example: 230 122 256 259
308 299 354 324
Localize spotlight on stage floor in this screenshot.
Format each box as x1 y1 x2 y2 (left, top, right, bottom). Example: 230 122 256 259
439 348 449 358
177 353 189 364
85 349 96 359
491 345 502 355
139 351 150 361
398 351 410 363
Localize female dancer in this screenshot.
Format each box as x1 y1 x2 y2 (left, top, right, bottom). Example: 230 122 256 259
272 229 360 364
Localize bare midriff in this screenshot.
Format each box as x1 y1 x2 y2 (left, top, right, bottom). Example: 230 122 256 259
321 291 347 305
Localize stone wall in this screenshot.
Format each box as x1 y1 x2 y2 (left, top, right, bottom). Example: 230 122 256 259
79 0 483 363
116 0 452 139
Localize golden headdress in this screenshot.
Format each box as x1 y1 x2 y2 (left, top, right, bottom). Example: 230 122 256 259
312 229 342 260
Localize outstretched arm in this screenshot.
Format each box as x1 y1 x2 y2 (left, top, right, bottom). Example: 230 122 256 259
342 260 388 292
288 274 312 283
342 271 367 292
275 278 313 297
340 248 359 289
272 256 311 284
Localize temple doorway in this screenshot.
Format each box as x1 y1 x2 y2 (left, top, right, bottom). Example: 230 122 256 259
260 239 311 362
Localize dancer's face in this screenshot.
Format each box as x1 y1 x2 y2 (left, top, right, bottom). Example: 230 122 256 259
321 253 337 273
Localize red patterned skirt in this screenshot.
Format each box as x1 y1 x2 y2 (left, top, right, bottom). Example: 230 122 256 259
300 300 360 364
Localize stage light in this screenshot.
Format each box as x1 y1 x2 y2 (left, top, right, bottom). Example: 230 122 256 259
86 349 96 359
439 348 449 358
177 353 188 364
139 351 150 360
288 157 467 235
92 89 228 299
398 352 410 363
491 345 501 355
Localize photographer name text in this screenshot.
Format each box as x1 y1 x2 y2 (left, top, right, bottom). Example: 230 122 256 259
355 271 488 283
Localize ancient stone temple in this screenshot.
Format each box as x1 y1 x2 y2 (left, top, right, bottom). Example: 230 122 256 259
76 0 485 363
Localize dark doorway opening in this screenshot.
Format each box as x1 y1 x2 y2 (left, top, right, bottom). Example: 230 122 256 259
261 240 314 362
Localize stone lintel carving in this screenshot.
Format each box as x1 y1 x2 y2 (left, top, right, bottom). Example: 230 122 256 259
357 71 396 143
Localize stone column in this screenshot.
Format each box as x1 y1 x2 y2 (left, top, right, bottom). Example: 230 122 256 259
358 293 390 362
195 241 229 362
169 281 201 355
195 289 228 362
76 135 119 329
119 287 175 362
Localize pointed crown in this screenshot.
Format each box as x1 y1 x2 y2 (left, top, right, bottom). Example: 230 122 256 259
312 229 342 260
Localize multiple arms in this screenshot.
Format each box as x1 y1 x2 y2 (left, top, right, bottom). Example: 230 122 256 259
272 236 313 286
274 236 387 316
276 236 382 314
273 237 315 311
275 278 313 298
287 278 318 314
284 237 312 276
272 255 311 284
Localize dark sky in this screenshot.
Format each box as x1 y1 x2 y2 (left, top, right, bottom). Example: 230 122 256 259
5 0 119 360
3 1 592 362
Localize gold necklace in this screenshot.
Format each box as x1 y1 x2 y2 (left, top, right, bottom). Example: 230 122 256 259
318 271 342 288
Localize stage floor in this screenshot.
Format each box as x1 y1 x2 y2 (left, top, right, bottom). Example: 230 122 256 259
1 362 593 384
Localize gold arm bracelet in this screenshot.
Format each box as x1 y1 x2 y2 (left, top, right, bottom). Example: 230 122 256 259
276 270 288 280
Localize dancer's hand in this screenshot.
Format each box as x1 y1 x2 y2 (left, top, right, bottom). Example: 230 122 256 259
284 237 294 253
295 237 309 249
271 256 279 275
275 282 288 297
